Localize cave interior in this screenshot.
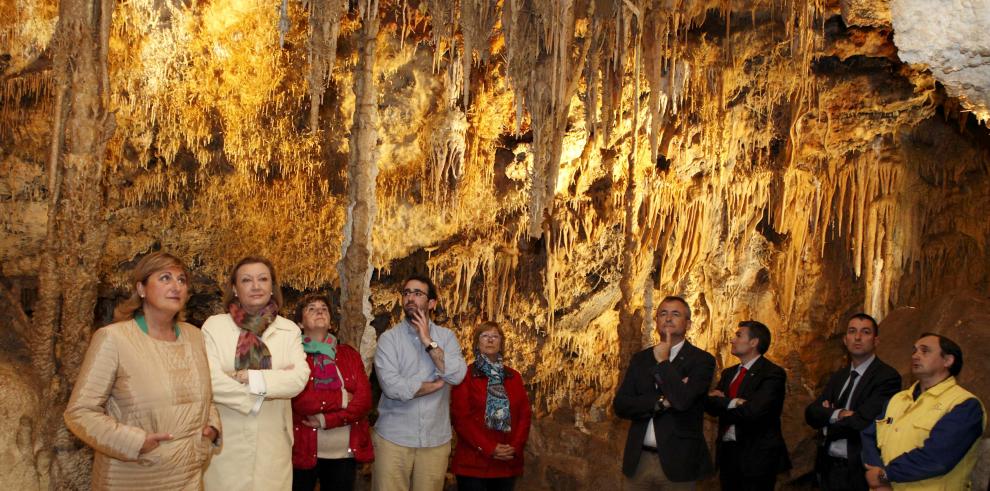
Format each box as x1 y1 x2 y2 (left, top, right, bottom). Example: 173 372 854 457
3 0 990 488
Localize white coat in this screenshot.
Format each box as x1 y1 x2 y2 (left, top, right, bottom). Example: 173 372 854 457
202 313 309 491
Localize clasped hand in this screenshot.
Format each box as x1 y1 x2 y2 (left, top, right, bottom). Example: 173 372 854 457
493 443 515 461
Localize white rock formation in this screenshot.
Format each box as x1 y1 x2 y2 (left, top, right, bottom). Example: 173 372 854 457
891 0 990 121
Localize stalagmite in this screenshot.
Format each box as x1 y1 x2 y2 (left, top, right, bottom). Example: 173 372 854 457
336 0 379 348
27 0 116 487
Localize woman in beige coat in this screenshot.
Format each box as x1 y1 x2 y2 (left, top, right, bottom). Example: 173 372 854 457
65 252 221 490
203 256 309 491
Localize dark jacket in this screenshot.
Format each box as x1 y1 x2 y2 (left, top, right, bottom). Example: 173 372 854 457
805 357 901 489
450 363 532 478
291 344 374 467
614 341 716 481
705 356 792 478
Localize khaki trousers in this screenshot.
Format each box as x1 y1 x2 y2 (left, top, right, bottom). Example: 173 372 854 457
624 450 696 491
371 430 451 491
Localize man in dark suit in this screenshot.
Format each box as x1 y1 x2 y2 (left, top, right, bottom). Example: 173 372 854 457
804 313 901 491
614 296 716 490
706 320 791 491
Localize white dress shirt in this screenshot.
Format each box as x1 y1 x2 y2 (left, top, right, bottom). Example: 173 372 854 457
643 340 685 448
827 355 875 458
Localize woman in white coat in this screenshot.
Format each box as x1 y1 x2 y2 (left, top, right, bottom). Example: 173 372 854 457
203 256 310 490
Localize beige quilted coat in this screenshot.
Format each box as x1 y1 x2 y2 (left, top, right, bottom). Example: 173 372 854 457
64 319 221 490
201 313 309 491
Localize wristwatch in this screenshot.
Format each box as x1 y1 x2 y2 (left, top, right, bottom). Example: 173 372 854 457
425 341 439 352
878 469 890 485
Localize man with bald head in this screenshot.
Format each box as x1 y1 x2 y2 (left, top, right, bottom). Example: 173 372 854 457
614 296 716 490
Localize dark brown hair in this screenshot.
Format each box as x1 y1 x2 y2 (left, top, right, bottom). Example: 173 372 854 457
739 320 771 354
294 292 335 332
848 312 879 336
919 332 964 376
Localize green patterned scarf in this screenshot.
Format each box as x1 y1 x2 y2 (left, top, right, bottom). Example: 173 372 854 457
230 300 278 370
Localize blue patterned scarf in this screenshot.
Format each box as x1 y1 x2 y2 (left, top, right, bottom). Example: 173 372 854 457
302 333 341 391
475 350 511 432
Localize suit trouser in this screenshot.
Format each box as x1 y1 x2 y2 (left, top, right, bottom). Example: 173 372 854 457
371 430 451 491
819 454 868 491
718 441 777 491
625 447 696 491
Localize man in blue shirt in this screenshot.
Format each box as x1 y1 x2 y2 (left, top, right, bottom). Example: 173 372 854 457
861 333 985 489
372 274 467 491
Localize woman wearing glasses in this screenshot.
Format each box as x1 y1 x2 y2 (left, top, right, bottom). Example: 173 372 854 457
450 321 532 491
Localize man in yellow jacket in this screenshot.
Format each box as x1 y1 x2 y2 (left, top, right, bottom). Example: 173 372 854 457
861 333 986 490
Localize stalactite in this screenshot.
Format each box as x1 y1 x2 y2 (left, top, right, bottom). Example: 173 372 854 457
306 0 347 132
423 0 455 73
336 0 379 348
503 0 588 239
425 105 468 206
617 0 644 370
458 0 497 109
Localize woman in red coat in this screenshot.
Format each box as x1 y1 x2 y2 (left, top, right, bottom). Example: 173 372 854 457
290 293 373 491
451 321 533 491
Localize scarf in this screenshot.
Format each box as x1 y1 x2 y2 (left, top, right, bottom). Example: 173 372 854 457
475 349 511 432
230 300 278 370
302 332 342 391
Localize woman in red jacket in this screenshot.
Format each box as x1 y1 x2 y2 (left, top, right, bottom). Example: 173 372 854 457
290 293 373 491
451 321 533 491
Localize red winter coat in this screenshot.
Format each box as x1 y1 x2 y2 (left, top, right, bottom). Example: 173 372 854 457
450 362 532 478
291 343 373 467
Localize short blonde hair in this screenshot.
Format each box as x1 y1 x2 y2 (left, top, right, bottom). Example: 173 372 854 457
471 321 508 356
222 256 284 311
113 252 188 322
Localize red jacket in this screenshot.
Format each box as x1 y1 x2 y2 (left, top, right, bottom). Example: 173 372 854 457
450 362 532 478
291 344 373 467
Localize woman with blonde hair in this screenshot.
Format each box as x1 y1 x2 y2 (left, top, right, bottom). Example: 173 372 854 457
65 252 220 490
202 255 309 491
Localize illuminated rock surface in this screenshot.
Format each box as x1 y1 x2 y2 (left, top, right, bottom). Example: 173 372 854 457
2 0 990 488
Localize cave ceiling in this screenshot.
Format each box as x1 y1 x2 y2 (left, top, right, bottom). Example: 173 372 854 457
3 0 990 416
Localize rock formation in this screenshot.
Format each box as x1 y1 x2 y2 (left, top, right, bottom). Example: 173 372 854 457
2 0 990 489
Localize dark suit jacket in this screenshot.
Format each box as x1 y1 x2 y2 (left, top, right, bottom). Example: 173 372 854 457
804 357 901 487
705 356 792 478
613 341 716 481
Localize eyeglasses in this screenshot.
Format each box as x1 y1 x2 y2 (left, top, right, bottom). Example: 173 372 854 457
479 333 501 340
402 288 427 298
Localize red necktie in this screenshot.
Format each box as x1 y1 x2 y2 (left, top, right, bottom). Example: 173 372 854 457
728 366 748 399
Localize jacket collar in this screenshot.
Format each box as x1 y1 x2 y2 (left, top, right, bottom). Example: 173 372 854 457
910 376 957 400
471 360 514 379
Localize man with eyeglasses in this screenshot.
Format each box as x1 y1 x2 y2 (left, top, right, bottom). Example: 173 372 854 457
372 274 467 491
